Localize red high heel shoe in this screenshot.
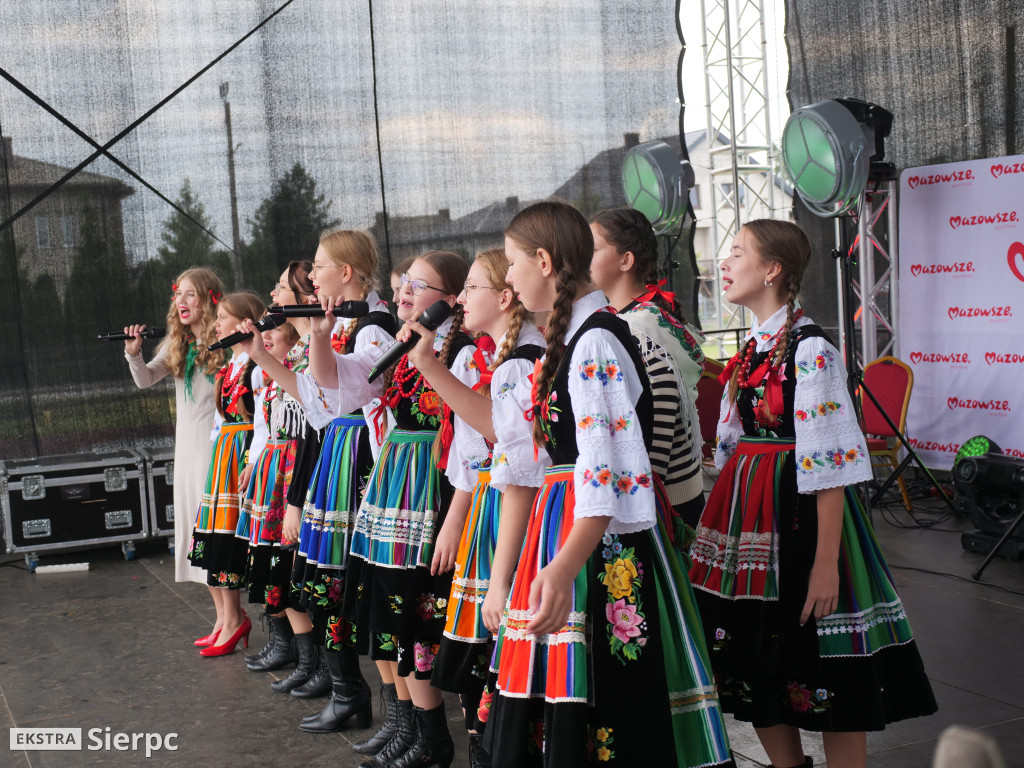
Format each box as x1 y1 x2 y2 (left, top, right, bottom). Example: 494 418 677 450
193 629 221 647
199 616 252 657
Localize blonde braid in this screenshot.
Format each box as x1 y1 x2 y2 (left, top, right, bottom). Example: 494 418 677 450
479 302 528 398
532 269 577 447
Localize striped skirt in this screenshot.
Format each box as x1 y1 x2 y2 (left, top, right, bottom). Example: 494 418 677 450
690 435 937 730
484 465 733 768
236 438 295 610
433 470 500 695
188 421 252 589
343 428 454 678
292 414 370 637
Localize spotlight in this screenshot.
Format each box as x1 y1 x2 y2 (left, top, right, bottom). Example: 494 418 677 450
621 140 695 235
956 447 1024 565
781 98 893 217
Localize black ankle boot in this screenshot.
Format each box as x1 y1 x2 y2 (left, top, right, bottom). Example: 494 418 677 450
770 758 814 768
352 683 398 754
246 614 296 671
390 702 455 768
299 648 372 732
291 644 331 698
270 632 315 694
468 733 492 768
358 697 414 768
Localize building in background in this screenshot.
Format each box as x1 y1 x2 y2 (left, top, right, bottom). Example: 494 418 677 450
2 136 134 290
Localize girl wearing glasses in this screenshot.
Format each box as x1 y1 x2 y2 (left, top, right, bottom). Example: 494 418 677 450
188 291 266 657
483 200 733 768
124 268 225 587
284 229 396 733
402 247 544 768
690 220 935 768
341 251 476 768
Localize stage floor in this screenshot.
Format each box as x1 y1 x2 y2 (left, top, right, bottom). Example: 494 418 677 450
3 480 1022 767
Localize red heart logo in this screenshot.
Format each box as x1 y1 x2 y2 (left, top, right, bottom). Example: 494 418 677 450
992 164 1004 178
950 216 962 229
908 176 920 190
1009 242 1024 283
986 352 997 365
948 307 959 320
947 397 958 410
910 264 922 277
909 352 922 365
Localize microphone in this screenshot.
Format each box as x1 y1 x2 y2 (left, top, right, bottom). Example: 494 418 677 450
367 300 452 383
98 327 166 341
208 314 288 351
268 301 369 318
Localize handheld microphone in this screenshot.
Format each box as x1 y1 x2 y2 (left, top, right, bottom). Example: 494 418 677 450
268 301 369 318
367 300 452 383
98 327 166 342
208 314 288 351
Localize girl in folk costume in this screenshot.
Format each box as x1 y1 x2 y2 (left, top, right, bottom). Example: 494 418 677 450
238 261 335 697
124 268 224 589
590 208 707 529
286 229 397 733
689 220 936 768
342 251 477 768
483 200 733 768
231 315 303 664
403 248 544 768
189 291 266 656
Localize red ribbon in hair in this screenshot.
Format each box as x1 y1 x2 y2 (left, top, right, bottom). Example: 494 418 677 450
525 357 549 460
471 348 493 392
171 282 178 296
209 289 221 305
636 279 676 307
437 403 454 469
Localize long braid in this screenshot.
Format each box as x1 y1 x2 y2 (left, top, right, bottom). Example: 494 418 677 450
431 304 466 459
480 302 528 398
532 268 577 447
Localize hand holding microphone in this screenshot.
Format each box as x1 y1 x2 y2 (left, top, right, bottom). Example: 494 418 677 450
208 314 287 351
367 300 453 383
111 324 165 356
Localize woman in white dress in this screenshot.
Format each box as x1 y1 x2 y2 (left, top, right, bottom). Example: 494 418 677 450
123 267 225 587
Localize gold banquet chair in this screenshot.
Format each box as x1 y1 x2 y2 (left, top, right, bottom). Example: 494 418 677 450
860 356 915 511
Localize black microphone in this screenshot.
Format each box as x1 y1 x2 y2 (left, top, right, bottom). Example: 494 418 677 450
208 314 288 351
268 301 369 318
367 300 452 383
98 327 166 341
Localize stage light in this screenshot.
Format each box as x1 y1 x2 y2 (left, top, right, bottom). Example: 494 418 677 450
957 451 1024 564
781 98 893 217
621 140 694 235
954 435 1000 468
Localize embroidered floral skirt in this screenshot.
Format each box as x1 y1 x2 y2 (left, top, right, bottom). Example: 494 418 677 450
291 415 371 645
690 436 937 731
343 429 455 678
236 438 295 611
433 471 500 700
483 465 733 768
188 421 252 589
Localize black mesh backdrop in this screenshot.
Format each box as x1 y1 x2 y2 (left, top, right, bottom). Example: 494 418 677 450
783 0 1024 337
0 0 689 459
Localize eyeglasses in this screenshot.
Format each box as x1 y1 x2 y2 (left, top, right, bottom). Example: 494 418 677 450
271 282 290 294
400 273 445 296
309 262 337 275
461 282 499 293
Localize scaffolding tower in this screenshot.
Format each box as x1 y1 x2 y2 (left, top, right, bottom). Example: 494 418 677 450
698 0 778 346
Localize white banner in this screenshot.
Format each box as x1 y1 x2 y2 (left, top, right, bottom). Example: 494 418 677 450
898 155 1024 469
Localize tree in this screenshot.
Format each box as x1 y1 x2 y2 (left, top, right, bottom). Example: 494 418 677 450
243 163 339 292
156 179 219 275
